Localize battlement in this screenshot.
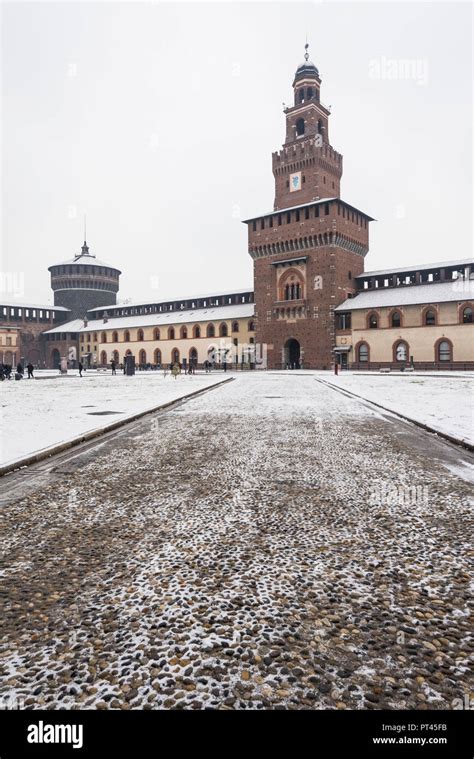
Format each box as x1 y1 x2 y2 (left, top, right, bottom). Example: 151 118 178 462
272 140 343 167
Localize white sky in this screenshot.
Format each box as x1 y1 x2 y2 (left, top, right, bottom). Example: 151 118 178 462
2 1 472 306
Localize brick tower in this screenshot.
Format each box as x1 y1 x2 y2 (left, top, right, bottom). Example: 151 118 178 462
244 45 373 369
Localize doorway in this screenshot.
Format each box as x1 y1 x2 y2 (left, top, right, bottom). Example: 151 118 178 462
284 338 301 369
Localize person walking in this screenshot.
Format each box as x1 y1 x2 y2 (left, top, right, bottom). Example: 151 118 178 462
78 361 83 377
26 362 34 379
16 362 24 376
111 360 116 375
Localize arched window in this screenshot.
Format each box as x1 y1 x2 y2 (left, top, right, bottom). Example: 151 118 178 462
368 313 379 329
112 350 119 364
391 311 401 328
424 309 436 326
124 330 130 342
207 323 215 338
153 328 160 340
232 321 239 333
248 321 255 332
219 323 228 337
100 350 107 365
462 306 473 324
139 349 146 365
172 348 180 364
93 333 97 342
358 343 369 362
307 87 314 99
298 89 305 103
154 348 161 365
180 326 187 339
137 329 144 341
168 327 175 340
101 332 107 343
189 347 198 365
437 340 452 362
296 118 305 136
193 325 201 339
394 341 408 362
112 331 118 343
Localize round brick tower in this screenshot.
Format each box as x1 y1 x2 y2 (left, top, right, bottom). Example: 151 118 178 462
48 240 121 319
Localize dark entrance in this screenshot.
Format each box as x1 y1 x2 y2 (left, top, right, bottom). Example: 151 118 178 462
285 338 301 369
51 349 61 369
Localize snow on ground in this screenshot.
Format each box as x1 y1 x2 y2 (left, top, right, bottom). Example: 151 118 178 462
320 373 474 446
0 370 225 467
1 373 472 711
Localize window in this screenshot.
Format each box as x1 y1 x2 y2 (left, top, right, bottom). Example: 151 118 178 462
462 306 473 324
395 341 408 362
168 327 175 340
153 328 160 340
124 330 130 342
101 332 107 343
139 349 146 365
438 340 451 362
193 325 201 339
207 323 215 338
172 348 180 364
337 313 351 330
137 329 144 341
296 118 305 136
391 311 401 328
248 321 255 332
180 326 187 339
232 321 239 333
219 323 228 337
358 343 369 362
424 309 436 326
154 348 162 365
368 313 378 329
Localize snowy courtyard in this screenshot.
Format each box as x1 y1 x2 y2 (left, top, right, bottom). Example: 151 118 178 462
0 370 226 469
1 372 473 711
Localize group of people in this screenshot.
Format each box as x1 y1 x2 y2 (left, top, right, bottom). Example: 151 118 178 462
0 362 34 380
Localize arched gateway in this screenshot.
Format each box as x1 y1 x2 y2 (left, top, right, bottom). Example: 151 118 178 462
284 338 301 369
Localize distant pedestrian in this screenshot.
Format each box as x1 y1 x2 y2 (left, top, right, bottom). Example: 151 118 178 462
111 360 116 375
16 362 24 376
78 361 83 377
171 363 180 379
27 363 34 379
223 360 227 373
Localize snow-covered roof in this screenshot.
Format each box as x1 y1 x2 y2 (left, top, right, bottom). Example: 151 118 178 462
0 301 70 311
335 280 474 311
49 253 121 271
87 288 254 312
242 197 374 222
43 303 256 335
357 258 474 278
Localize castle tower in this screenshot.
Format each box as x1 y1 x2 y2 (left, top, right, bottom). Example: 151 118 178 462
244 45 373 369
48 240 121 319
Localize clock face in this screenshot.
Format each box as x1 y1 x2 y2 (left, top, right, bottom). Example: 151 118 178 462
290 171 302 192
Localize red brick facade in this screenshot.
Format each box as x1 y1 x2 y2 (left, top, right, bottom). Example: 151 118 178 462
244 51 372 369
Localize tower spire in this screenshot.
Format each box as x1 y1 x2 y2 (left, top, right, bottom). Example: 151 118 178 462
304 40 309 62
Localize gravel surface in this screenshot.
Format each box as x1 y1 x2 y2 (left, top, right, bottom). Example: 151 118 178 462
1 373 472 710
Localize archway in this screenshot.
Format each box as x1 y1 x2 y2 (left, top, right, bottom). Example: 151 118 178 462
284 338 300 369
51 349 61 369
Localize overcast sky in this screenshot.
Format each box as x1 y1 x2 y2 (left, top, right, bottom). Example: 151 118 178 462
2 1 472 306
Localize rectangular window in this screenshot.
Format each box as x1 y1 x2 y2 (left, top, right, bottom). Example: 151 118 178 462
269 217 273 228
305 207 310 219
325 203 330 215
252 221 257 231
278 215 282 226
315 206 320 218
260 219 265 230
295 210 300 222
286 212 291 224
